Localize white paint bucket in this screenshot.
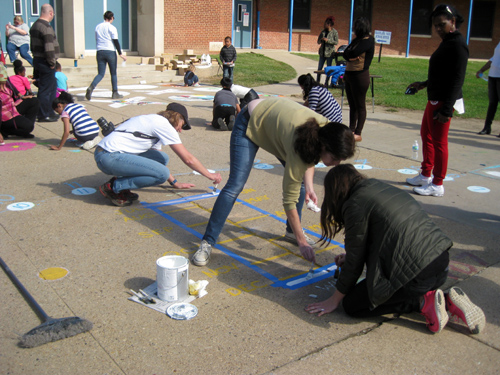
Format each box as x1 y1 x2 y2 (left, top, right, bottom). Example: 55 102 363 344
156 256 189 302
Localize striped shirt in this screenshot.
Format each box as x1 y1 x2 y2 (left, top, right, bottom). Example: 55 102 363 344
307 86 342 123
29 19 60 68
63 103 99 137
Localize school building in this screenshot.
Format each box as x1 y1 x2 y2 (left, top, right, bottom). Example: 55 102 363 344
2 0 498 60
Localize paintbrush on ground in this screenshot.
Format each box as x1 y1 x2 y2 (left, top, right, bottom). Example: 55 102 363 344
305 260 315 280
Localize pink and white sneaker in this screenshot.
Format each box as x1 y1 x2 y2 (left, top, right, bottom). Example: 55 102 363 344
420 289 448 333
446 287 486 334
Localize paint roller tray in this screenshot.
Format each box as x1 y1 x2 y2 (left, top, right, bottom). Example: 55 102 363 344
166 303 198 320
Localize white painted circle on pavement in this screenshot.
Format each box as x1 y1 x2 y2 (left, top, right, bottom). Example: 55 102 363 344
72 187 97 196
354 164 373 170
398 169 418 175
467 186 490 193
7 202 35 211
118 85 158 89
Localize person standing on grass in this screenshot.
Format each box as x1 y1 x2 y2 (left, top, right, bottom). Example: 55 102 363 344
316 16 338 87
306 164 486 335
405 4 469 197
476 41 500 137
86 11 126 100
220 36 236 81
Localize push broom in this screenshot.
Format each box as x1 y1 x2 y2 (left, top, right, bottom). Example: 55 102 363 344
0 256 93 348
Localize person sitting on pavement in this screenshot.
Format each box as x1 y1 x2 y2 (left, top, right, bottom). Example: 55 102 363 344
192 97 355 267
183 64 199 87
94 102 222 206
298 73 342 123
50 91 101 151
230 83 260 109
306 164 486 335
212 77 240 131
9 60 34 97
0 62 39 139
55 62 69 97
5 16 33 66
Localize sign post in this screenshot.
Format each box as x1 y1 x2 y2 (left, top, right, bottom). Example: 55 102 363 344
374 30 392 62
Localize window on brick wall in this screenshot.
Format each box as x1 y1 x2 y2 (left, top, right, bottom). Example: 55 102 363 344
411 0 433 35
470 0 496 39
354 0 373 26
291 0 311 31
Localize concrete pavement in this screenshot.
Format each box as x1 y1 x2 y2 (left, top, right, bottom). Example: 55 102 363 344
0 50 499 374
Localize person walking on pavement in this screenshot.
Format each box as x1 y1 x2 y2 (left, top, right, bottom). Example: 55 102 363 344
476 41 500 136
29 3 59 122
405 4 469 197
86 11 126 100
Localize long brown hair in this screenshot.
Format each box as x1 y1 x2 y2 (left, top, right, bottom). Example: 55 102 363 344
320 164 365 244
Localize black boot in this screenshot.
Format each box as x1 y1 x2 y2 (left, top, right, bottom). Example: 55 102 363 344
85 84 95 101
478 126 491 135
112 91 123 99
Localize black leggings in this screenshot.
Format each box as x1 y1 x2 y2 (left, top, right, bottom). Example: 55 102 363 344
213 106 236 128
343 251 449 318
0 115 35 137
344 69 370 135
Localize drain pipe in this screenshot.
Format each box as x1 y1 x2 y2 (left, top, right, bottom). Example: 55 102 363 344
288 0 294 51
466 0 474 44
256 11 262 49
406 0 414 57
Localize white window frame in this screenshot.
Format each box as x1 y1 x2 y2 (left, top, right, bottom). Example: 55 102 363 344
14 0 23 15
31 0 40 16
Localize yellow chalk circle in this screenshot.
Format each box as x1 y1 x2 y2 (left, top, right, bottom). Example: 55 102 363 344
39 267 69 280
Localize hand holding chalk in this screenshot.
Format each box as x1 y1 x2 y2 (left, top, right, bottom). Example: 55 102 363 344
306 200 321 212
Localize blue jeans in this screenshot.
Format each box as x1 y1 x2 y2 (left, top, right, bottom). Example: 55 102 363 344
91 50 118 91
317 55 334 86
223 65 234 81
203 107 306 245
94 148 170 192
6 42 33 66
33 57 57 118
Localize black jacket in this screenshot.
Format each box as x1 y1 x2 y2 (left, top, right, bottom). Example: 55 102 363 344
426 31 469 117
336 179 453 309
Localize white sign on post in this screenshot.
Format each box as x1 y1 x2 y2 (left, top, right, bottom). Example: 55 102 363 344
374 30 392 45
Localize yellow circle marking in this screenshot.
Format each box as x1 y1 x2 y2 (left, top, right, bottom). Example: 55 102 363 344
39 267 69 280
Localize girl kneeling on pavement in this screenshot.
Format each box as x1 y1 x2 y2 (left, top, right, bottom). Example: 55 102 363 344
94 103 222 206
306 164 486 334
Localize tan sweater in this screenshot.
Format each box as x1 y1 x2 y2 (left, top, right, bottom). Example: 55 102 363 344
247 98 328 211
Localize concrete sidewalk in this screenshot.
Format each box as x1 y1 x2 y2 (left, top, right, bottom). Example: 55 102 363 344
0 50 499 374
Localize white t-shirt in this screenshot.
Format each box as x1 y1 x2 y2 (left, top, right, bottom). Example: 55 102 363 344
98 114 181 154
489 42 500 78
95 21 118 51
231 84 251 98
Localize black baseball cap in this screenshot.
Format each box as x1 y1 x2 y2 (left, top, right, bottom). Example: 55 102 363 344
166 102 191 130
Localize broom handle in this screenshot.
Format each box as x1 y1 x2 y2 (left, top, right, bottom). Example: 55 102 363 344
0 256 50 322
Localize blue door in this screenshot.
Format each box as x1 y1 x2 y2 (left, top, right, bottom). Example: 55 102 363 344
234 0 252 48
84 0 129 51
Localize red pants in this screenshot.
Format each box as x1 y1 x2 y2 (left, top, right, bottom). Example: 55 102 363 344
420 101 451 186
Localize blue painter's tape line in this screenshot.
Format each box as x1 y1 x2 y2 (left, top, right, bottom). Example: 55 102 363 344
145 205 280 282
271 263 337 289
141 193 217 209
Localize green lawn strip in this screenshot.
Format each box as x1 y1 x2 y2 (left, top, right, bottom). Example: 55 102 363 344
207 53 296 87
292 53 493 120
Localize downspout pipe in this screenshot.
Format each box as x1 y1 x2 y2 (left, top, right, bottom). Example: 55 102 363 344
288 0 294 51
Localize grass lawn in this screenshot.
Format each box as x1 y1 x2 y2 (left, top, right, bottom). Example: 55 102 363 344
207 52 296 87
292 53 494 120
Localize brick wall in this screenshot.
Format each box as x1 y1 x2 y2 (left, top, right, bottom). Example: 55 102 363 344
164 0 232 55
162 0 499 59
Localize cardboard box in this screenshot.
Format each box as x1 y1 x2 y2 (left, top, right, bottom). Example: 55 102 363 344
155 65 167 71
184 49 194 55
149 57 161 65
141 57 150 65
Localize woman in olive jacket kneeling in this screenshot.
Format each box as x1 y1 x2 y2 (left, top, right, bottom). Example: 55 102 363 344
306 164 485 334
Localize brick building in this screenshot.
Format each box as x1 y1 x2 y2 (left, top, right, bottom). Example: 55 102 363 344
2 0 497 59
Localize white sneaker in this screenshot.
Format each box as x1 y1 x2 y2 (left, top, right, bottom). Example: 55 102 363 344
192 240 212 266
406 173 432 186
284 230 316 246
413 183 444 197
82 136 102 150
